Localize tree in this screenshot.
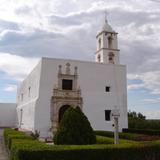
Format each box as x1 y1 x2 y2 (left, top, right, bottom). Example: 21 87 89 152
128 111 146 120
128 110 146 129
137 112 146 120
54 106 96 145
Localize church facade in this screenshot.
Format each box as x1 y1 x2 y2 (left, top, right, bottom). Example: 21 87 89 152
16 19 128 138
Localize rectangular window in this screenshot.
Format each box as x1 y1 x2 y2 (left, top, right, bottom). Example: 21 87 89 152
105 110 111 121
105 86 110 92
62 79 73 90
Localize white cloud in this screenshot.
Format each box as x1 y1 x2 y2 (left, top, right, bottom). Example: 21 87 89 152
0 0 160 64
4 84 17 92
127 83 145 90
0 0 160 116
0 53 39 81
142 98 160 104
0 1 159 82
128 71 160 95
127 74 141 80
142 110 160 119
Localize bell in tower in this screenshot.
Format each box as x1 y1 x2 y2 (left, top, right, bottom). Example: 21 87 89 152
95 15 120 64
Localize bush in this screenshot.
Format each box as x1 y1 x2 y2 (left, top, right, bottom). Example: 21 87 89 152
96 136 114 144
123 128 160 136
4 128 26 146
30 130 40 140
4 128 33 149
5 129 160 160
10 139 46 160
96 136 135 145
10 139 160 160
95 130 114 138
128 118 160 130
54 107 96 145
95 130 149 141
8 134 33 150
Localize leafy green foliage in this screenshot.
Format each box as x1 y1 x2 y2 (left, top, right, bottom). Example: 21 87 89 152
30 130 40 140
129 119 160 130
128 111 146 129
123 128 160 136
4 128 27 145
54 107 96 145
96 136 114 144
128 111 146 120
10 138 160 160
4 128 160 160
95 130 159 141
128 111 160 130
4 128 33 149
10 139 45 160
96 136 136 145
8 134 33 150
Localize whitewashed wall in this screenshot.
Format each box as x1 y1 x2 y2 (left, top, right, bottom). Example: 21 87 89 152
17 57 128 137
34 57 128 137
16 60 42 131
0 103 17 127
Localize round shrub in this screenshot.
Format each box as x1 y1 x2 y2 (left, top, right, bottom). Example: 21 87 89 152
54 106 96 145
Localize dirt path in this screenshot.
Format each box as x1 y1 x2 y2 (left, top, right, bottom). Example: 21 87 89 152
0 129 8 160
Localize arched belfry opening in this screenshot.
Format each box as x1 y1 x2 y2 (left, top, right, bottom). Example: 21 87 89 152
51 63 83 133
98 38 101 49
58 105 70 122
95 15 120 64
108 36 112 49
108 52 114 64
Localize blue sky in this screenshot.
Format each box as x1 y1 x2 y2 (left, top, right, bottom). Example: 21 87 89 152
0 0 160 119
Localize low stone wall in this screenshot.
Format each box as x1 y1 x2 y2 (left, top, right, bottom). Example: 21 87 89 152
0 103 17 127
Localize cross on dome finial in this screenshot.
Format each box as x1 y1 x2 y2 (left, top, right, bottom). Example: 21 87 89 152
104 10 109 23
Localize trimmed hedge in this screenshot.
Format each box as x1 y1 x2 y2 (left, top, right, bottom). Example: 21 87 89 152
96 136 114 144
10 139 45 160
4 129 26 145
5 129 160 160
54 107 96 145
96 136 136 145
4 128 33 149
8 134 33 150
10 139 160 160
95 130 149 141
123 128 160 136
129 118 160 130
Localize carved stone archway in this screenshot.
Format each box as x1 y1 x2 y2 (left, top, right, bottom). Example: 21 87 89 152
58 105 70 122
51 63 83 133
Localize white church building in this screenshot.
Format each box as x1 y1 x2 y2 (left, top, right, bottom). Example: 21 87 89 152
0 18 128 138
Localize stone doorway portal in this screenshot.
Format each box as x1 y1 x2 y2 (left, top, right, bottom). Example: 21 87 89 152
58 105 70 122
51 63 83 133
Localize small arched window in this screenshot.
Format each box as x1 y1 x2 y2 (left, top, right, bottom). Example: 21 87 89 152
108 37 112 49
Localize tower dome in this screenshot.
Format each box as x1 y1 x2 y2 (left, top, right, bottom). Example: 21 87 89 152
102 19 114 32
95 15 120 64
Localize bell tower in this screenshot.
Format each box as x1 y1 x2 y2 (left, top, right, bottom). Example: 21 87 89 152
95 16 120 64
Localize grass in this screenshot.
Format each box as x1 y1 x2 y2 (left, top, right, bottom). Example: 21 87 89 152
95 130 160 141
4 128 160 160
96 135 137 145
